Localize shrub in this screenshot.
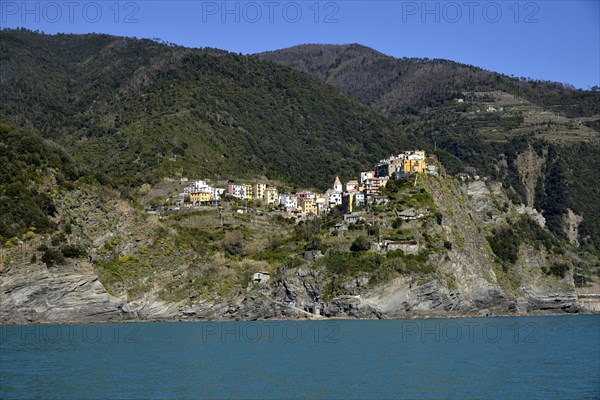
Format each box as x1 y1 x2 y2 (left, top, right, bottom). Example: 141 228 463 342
487 227 519 264
392 218 404 229
546 263 569 279
574 274 587 287
368 225 380 237
305 237 323 251
51 233 66 246
221 230 245 257
350 236 371 252
61 244 86 258
386 249 405 258
41 248 65 267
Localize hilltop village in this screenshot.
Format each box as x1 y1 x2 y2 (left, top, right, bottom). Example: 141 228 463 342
170 150 438 217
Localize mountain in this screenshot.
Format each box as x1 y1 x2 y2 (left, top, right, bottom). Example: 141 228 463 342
260 44 600 252
1 31 598 251
0 30 411 191
259 44 599 117
0 31 598 323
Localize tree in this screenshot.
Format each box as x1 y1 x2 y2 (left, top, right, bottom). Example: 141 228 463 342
221 230 245 256
350 236 371 252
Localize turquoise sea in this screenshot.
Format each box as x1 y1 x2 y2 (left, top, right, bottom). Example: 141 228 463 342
1 315 599 399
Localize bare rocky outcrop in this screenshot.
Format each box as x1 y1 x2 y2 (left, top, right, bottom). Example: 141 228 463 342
516 145 546 208
0 262 126 323
0 259 580 323
564 208 584 246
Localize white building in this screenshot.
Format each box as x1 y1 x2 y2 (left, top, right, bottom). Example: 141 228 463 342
345 180 360 192
279 194 298 210
426 165 439 176
191 180 212 192
326 188 341 205
353 192 366 206
359 171 375 184
228 184 248 199
252 272 270 284
212 187 225 200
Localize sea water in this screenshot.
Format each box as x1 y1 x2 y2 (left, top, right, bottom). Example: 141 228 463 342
1 315 599 399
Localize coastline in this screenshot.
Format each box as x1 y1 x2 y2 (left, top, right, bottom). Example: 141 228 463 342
2 308 595 326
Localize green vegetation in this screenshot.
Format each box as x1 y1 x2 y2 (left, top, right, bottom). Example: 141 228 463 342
350 236 371 252
2 31 599 253
487 215 559 266
0 122 85 243
262 43 599 118
60 245 86 259
41 248 65 267
318 248 435 278
0 29 410 192
543 263 570 279
487 226 520 265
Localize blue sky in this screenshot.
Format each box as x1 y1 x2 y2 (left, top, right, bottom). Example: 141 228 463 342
1 0 599 88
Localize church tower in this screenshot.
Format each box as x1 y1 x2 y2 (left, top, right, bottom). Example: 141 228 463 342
333 176 343 192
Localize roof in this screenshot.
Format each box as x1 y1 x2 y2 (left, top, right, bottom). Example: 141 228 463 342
398 208 418 217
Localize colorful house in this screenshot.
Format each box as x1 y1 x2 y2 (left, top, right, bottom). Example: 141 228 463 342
298 197 317 215
264 187 279 205
190 191 211 204
403 158 426 174
253 183 267 200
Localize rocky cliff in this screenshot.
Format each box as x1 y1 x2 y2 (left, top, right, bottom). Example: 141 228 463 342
0 169 586 324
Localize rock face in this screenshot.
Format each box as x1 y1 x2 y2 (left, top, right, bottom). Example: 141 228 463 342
565 208 584 246
0 263 126 323
0 176 586 324
0 259 581 323
523 287 580 313
515 145 547 208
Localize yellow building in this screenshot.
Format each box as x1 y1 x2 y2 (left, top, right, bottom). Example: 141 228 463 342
189 191 211 204
403 158 426 174
264 187 279 205
245 185 253 200
298 197 317 215
253 183 267 200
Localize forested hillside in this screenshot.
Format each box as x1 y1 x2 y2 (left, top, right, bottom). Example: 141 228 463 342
261 44 600 252
1 30 599 252
260 44 599 117
0 29 409 190
0 122 87 242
